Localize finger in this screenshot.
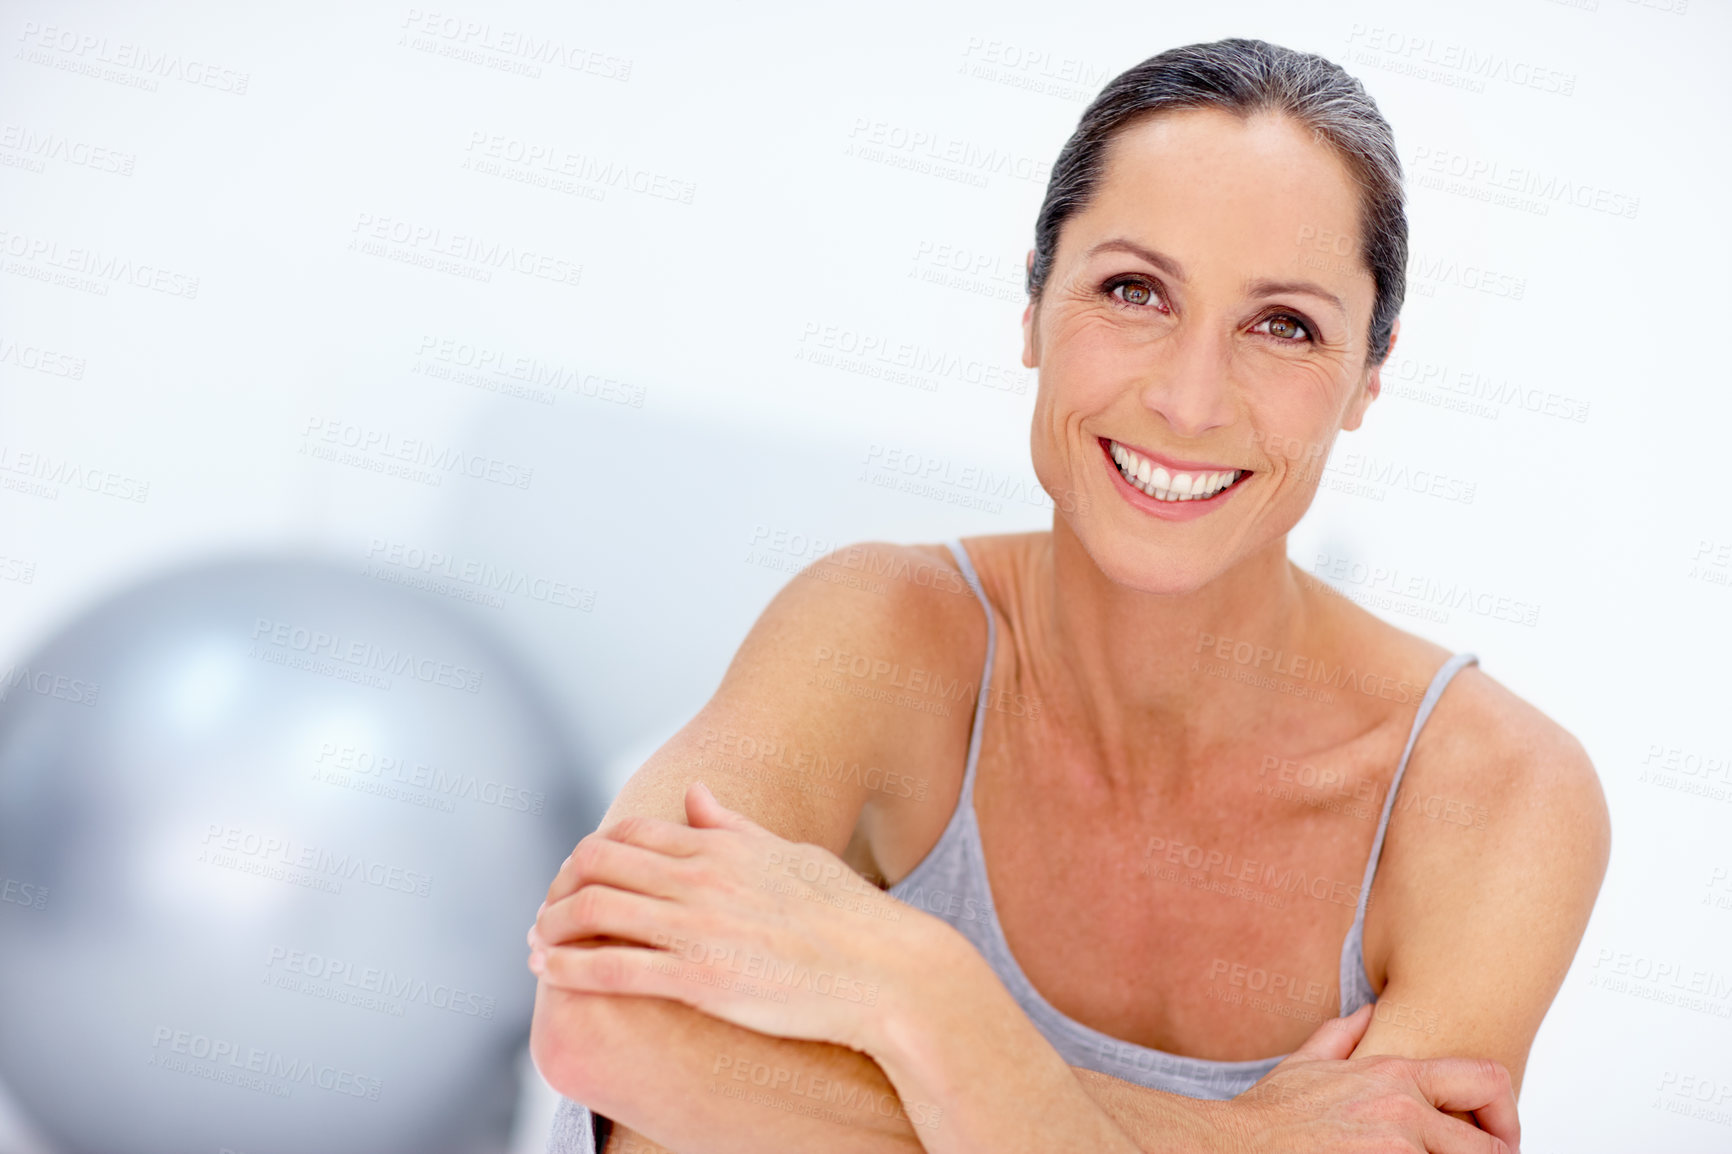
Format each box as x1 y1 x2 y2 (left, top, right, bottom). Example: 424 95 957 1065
536 856 680 949
533 941 717 1007
600 812 712 856
542 814 718 910
565 835 694 910
544 847 581 907
1418 1106 1514 1154
529 924 638 953
1282 1002 1373 1063
539 883 688 953
1410 1059 1519 1153
685 781 768 834
543 823 707 910
543 831 613 907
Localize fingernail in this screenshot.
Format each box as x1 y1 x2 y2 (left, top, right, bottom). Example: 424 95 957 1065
529 949 547 974
536 900 546 916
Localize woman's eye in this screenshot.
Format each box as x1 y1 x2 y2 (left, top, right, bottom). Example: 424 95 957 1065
1107 278 1163 310
1256 313 1312 342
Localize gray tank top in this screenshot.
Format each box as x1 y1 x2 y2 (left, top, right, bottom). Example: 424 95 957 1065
545 537 1479 1148
883 537 1478 1100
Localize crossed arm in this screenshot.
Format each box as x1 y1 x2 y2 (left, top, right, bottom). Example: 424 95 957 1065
527 765 1211 1154
527 772 1589 1153
527 549 1607 1154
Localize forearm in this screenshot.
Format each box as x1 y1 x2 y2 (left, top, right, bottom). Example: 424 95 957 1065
534 982 1236 1154
534 983 926 1154
1074 1070 1240 1153
531 795 1237 1154
599 1070 1234 1154
866 935 1226 1154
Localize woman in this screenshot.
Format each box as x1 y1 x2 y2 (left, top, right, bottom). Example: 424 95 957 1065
528 38 1609 1154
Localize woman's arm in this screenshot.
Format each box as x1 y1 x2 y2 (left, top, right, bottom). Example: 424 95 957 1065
535 984 926 1153
545 949 1520 1154
537 784 1522 1153
1344 670 1611 1097
529 544 1522 1152
530 542 989 1151
535 785 1147 1153
849 907 1520 1154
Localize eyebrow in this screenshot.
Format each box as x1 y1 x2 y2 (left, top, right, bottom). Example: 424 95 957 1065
1244 277 1347 318
1084 237 1347 318
1084 238 1187 281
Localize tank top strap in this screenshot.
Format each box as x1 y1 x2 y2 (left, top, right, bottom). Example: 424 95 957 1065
1337 651 1479 1010
943 538 997 802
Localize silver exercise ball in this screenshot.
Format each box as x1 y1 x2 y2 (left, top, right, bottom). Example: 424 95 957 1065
0 556 602 1154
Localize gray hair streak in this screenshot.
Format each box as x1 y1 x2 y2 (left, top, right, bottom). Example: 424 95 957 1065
1027 38 1406 366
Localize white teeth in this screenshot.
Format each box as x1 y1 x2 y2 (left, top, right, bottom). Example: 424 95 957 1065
1108 440 1240 502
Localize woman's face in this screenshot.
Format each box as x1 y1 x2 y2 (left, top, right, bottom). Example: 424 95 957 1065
1024 106 1389 594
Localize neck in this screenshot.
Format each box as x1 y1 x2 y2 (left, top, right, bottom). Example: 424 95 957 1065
1028 516 1320 787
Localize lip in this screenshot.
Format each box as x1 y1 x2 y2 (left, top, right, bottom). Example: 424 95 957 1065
1097 436 1248 520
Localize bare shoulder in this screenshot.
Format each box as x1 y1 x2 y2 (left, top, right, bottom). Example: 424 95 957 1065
1304 572 1609 853
1299 572 1613 994
1352 649 1612 1083
805 539 995 879
1365 649 1612 993
1409 660 1611 853
604 538 983 862
797 537 989 674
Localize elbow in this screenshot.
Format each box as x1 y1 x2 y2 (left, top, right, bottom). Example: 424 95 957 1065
530 984 624 1106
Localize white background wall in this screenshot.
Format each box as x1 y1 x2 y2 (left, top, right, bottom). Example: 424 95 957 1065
2 0 1728 1150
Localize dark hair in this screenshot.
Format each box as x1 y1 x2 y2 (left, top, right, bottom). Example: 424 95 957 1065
1027 38 1406 366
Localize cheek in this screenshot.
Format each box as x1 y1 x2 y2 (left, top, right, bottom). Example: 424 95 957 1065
1240 357 1350 437
1243 364 1347 455
1248 411 1339 482
1043 313 1144 401
1027 381 1081 494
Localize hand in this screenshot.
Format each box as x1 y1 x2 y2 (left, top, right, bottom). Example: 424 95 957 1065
527 782 931 1052
1222 1004 1520 1154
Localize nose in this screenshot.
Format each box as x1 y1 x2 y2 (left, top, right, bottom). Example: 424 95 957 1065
1137 324 1236 439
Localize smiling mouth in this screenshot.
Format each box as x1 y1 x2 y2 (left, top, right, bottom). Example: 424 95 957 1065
1101 438 1250 502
